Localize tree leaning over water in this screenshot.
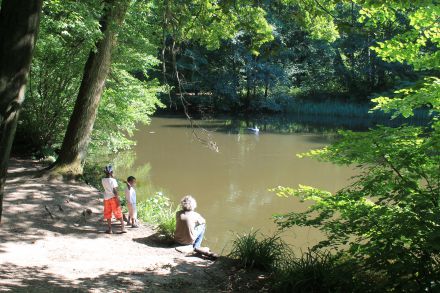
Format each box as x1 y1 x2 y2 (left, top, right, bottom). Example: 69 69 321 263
0 0 43 222
51 0 130 176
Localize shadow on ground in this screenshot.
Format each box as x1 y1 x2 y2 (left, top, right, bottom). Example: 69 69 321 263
1 159 105 244
0 159 270 292
0 261 232 292
133 233 175 248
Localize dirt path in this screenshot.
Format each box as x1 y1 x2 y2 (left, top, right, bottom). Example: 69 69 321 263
0 159 266 292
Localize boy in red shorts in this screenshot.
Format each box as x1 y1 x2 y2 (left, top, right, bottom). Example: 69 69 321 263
101 165 126 234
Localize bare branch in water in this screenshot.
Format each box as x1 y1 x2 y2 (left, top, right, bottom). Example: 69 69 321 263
171 41 219 153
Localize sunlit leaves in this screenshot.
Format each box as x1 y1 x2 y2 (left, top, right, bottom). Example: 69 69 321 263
274 125 440 288
20 0 164 153
372 77 440 118
19 0 102 149
282 0 339 42
94 68 164 152
155 0 274 53
363 1 440 118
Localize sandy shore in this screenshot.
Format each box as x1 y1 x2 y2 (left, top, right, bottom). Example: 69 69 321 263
0 159 267 292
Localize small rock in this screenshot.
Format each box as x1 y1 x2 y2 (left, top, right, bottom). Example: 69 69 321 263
82 208 92 216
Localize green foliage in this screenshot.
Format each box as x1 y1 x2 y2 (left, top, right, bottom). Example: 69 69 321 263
159 0 418 113
94 67 163 152
154 0 273 52
282 0 339 42
365 4 439 71
366 1 440 118
273 124 440 290
17 0 101 151
92 0 165 152
372 77 440 119
272 1 440 291
137 192 178 239
228 230 287 271
18 0 163 154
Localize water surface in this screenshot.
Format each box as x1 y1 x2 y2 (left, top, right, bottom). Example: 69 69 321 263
116 116 355 253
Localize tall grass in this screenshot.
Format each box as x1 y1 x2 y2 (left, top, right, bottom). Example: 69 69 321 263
289 100 372 117
288 99 433 123
228 230 288 271
274 250 359 293
137 192 178 239
229 231 378 292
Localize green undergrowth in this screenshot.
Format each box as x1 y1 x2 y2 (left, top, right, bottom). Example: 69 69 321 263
136 192 178 240
229 230 383 292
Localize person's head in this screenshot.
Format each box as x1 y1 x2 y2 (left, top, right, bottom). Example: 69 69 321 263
104 165 113 177
127 176 136 186
180 195 197 211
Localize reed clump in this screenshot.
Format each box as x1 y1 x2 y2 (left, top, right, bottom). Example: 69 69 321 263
228 230 287 271
229 231 379 292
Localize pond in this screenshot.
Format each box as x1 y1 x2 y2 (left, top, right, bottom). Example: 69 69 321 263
113 116 356 253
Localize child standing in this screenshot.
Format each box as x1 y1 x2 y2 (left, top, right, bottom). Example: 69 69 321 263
101 165 126 234
125 176 138 228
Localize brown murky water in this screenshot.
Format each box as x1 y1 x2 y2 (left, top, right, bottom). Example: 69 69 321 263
115 116 355 253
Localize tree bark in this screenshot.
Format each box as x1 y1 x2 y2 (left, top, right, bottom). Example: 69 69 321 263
0 0 43 222
52 0 129 176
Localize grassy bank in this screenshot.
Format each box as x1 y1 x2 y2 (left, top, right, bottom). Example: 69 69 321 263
229 230 384 292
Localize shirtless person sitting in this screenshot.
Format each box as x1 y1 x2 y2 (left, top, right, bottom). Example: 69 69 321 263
174 195 217 258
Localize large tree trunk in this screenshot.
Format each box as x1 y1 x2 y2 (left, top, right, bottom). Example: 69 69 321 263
0 0 43 222
52 0 129 176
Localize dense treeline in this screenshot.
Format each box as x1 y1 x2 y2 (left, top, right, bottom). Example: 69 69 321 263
161 0 417 113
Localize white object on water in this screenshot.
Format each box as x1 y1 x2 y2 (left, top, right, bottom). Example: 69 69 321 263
247 126 259 133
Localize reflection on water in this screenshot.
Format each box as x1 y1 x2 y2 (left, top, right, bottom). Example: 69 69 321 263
109 116 357 253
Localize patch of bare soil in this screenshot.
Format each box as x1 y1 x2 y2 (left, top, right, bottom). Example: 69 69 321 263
0 159 269 292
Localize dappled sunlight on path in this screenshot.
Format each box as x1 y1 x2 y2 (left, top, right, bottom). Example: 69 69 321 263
0 159 255 292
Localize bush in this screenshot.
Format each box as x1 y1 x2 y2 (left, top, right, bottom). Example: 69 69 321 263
137 192 177 239
228 230 287 271
272 124 440 291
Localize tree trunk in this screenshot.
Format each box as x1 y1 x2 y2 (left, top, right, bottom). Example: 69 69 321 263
0 0 43 222
245 66 252 110
52 0 129 176
264 79 269 99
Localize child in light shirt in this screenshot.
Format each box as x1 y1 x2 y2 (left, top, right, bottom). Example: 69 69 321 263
125 176 138 228
101 165 126 234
